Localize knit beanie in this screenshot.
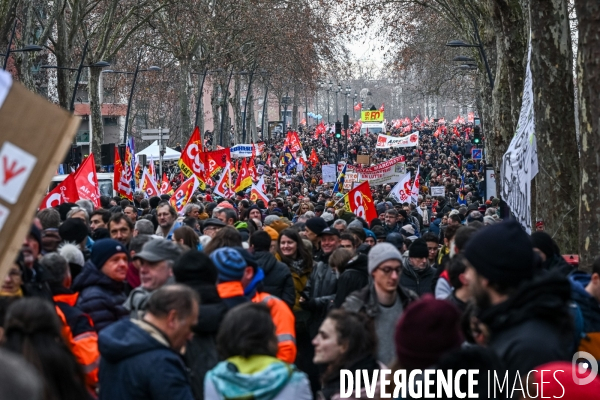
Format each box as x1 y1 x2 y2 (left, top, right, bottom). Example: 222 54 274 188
408 239 429 258
29 225 42 248
91 239 128 270
348 219 364 230
395 295 463 370
530 231 557 259
305 217 328 236
263 226 279 241
368 242 403 274
173 250 218 284
59 218 89 244
264 215 280 226
210 247 248 282
463 219 535 286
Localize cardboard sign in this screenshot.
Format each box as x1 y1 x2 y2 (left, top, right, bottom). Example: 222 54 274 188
0 72 79 282
430 186 446 197
357 155 370 165
322 164 337 183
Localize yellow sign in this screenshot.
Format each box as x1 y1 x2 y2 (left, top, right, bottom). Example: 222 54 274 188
361 110 384 122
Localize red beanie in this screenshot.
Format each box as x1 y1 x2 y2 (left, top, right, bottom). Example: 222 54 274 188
394 295 463 370
535 362 600 399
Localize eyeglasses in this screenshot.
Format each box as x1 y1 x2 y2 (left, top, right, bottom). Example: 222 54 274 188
377 266 402 275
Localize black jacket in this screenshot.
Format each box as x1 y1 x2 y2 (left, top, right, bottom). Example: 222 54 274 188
72 262 128 332
342 281 418 318
181 280 228 400
400 259 437 297
478 271 573 376
254 251 295 309
301 253 338 337
334 254 369 308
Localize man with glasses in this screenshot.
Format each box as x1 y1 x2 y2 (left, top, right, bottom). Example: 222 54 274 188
155 202 177 239
342 242 418 365
201 218 226 238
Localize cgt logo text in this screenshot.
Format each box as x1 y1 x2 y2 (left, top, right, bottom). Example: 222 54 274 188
339 353 598 399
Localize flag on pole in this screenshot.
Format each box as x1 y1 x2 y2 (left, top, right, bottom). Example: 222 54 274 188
389 172 412 203
39 173 79 209
74 155 100 207
248 157 258 181
354 102 362 111
256 176 267 193
214 161 235 198
160 173 174 195
234 158 252 192
141 167 160 198
410 166 420 205
169 176 200 214
342 181 377 222
178 126 206 186
114 146 133 200
309 149 319 167
250 183 269 205
282 146 297 175
333 163 347 193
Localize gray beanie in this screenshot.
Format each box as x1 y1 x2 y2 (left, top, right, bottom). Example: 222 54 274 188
368 242 404 274
348 219 364 230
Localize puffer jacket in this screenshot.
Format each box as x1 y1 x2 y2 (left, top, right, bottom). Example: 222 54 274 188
255 251 296 309
72 261 128 332
400 257 437 297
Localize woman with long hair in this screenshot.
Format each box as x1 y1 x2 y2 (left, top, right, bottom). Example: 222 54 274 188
172 226 199 250
277 228 313 310
313 309 382 400
2 298 90 400
205 302 311 399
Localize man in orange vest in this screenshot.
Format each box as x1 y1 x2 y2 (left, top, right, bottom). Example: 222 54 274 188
210 247 297 364
40 253 100 391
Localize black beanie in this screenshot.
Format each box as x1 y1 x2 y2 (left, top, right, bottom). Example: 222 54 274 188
530 231 558 259
173 250 218 284
305 217 328 236
58 203 77 221
29 225 42 248
149 196 161 209
59 218 90 244
463 219 535 286
409 238 429 258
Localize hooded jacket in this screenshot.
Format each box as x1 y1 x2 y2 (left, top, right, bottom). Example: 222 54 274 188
98 318 194 400
478 271 573 376
204 355 311 400
333 254 369 308
72 262 128 332
399 258 437 296
254 251 296 309
569 271 600 358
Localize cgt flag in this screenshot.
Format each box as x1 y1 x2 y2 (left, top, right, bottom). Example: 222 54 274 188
160 173 174 195
170 175 200 214
234 158 253 192
74 154 100 207
343 181 377 223
214 161 234 198
250 183 269 204
410 166 421 205
141 167 160 198
39 173 79 209
113 146 133 201
390 172 412 203
178 126 206 186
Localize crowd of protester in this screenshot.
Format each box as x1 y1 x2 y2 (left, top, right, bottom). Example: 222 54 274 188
0 120 598 400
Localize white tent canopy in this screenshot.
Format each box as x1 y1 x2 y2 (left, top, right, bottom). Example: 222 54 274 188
137 141 181 161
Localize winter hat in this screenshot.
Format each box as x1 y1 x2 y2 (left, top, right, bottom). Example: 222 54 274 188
173 250 218 284
91 227 110 240
264 215 280 226
29 225 43 248
376 203 387 215
534 362 600 399
463 219 535 286
467 210 483 224
408 238 428 258
58 203 77 221
134 238 182 263
305 217 328 236
263 226 279 241
58 242 85 268
321 212 334 223
59 218 89 244
530 231 557 259
210 247 248 282
217 201 235 210
269 219 290 233
395 295 463 370
368 242 403 274
90 239 128 270
401 224 415 236
385 232 404 250
348 219 364 230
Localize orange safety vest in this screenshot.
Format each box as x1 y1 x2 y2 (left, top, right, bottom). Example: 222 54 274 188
53 292 100 390
252 292 297 364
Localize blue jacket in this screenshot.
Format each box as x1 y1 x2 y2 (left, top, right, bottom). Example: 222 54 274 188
99 318 195 400
72 262 128 332
429 218 442 236
570 272 600 335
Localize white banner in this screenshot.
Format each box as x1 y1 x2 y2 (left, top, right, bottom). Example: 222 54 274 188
337 156 407 186
376 133 419 148
0 70 12 110
501 33 538 233
430 186 445 197
230 143 265 158
322 164 337 183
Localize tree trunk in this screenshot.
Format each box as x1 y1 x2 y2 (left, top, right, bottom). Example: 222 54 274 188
178 57 192 138
211 79 220 149
89 67 103 166
232 74 242 143
575 0 600 271
54 10 71 109
292 87 299 128
529 0 579 253
247 91 255 142
220 81 231 147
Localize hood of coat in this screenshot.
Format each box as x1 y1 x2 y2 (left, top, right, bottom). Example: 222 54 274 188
98 318 172 363
479 271 572 335
343 254 368 274
253 251 278 275
72 261 124 294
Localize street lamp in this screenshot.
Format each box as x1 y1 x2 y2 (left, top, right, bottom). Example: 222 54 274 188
1 20 43 70
344 85 350 114
103 54 161 144
327 80 333 124
335 83 341 122
353 91 358 120
281 95 291 137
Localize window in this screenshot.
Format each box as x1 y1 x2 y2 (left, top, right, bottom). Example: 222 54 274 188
104 117 118 126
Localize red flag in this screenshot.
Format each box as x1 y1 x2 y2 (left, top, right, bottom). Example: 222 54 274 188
178 126 206 183
453 126 460 137
250 183 269 204
343 181 377 222
309 149 319 167
234 158 252 191
39 174 79 209
160 173 174 195
284 131 302 153
275 173 280 195
141 168 160 198
266 153 272 167
74 155 100 207
354 102 362 111
169 176 200 214
379 103 385 112
248 157 258 181
214 161 234 198
113 147 133 201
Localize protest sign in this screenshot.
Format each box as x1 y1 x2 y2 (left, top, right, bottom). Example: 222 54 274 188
322 164 337 183
0 71 79 282
338 156 406 186
376 133 419 148
230 143 265 158
430 186 446 197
